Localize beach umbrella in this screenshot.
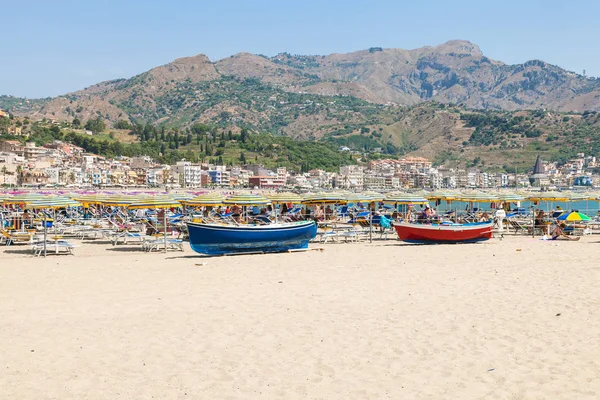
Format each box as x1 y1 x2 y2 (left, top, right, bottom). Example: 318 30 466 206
383 192 429 205
527 191 568 202
223 193 271 206
127 197 182 253
302 192 346 205
126 196 182 210
457 191 499 203
563 192 590 202
344 193 374 204
25 197 81 209
556 211 591 221
3 193 47 205
496 192 525 202
426 190 458 201
362 191 385 202
266 192 303 204
182 193 225 207
98 195 135 207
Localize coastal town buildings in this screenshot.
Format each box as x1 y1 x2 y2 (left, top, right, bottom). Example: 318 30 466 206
0 138 599 190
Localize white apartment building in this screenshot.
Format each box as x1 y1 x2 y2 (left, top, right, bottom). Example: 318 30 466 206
172 161 203 187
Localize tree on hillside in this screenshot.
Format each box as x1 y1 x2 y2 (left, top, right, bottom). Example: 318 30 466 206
114 120 130 129
84 118 106 134
239 152 246 164
72 118 81 128
240 128 249 144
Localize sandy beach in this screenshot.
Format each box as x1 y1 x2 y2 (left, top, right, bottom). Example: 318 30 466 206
1 236 599 399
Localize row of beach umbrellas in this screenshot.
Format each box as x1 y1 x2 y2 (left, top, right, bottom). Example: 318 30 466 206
3 190 600 209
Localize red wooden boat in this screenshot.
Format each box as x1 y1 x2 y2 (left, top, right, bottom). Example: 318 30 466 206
393 221 493 243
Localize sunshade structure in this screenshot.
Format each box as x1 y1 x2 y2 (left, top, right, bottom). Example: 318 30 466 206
181 193 225 207
223 193 271 206
267 192 304 204
126 196 182 210
383 192 429 205
24 196 81 209
556 211 591 221
527 191 569 202
457 191 499 203
344 193 375 204
98 195 135 207
563 192 592 202
426 190 458 202
70 194 112 206
3 193 47 205
361 191 385 202
127 196 183 253
496 192 525 202
302 192 346 205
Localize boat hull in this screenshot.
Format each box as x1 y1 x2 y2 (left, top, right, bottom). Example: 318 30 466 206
393 221 493 244
187 220 317 255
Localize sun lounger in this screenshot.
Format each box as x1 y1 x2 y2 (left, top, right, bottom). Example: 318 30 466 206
142 237 184 252
31 240 75 256
1 229 34 246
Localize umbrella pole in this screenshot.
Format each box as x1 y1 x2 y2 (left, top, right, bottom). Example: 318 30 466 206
163 209 167 254
43 213 47 258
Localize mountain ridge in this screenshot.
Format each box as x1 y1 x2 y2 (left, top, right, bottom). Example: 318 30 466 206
2 40 600 170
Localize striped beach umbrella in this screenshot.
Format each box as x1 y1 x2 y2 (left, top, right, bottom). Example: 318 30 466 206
302 192 346 205
527 191 569 202
563 192 591 202
344 193 374 204
496 192 525 202
3 193 47 205
181 193 225 207
223 193 271 206
70 194 111 205
458 191 499 203
126 196 182 209
426 190 458 201
362 191 385 202
25 196 81 209
267 192 304 204
98 195 136 207
383 192 429 205
556 211 591 221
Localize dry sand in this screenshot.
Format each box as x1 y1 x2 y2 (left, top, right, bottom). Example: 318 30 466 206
1 236 599 399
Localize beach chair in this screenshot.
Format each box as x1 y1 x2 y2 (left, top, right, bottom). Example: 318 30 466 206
111 230 148 245
1 229 34 246
31 240 75 256
348 211 371 226
142 237 184 252
507 218 532 235
340 225 367 242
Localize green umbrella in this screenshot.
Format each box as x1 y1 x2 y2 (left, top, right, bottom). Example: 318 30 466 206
223 193 271 206
182 193 225 207
383 192 429 205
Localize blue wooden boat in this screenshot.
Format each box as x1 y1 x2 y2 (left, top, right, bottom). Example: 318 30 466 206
187 220 317 255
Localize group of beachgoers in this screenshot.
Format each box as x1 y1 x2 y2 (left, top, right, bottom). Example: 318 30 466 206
534 208 580 241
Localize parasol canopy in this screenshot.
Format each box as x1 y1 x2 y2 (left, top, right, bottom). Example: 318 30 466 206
223 193 271 206
127 196 182 209
556 211 591 221
302 192 346 205
182 193 225 207
383 192 429 205
25 196 81 209
527 191 569 202
3 193 47 205
267 192 304 204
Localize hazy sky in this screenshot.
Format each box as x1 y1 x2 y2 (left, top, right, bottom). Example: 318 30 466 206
2 0 598 98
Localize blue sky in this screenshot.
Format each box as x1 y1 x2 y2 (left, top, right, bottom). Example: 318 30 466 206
2 0 598 98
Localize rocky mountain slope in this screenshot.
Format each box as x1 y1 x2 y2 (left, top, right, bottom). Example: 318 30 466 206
2 41 600 170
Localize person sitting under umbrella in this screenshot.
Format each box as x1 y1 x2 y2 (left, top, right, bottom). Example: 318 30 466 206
551 222 580 241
